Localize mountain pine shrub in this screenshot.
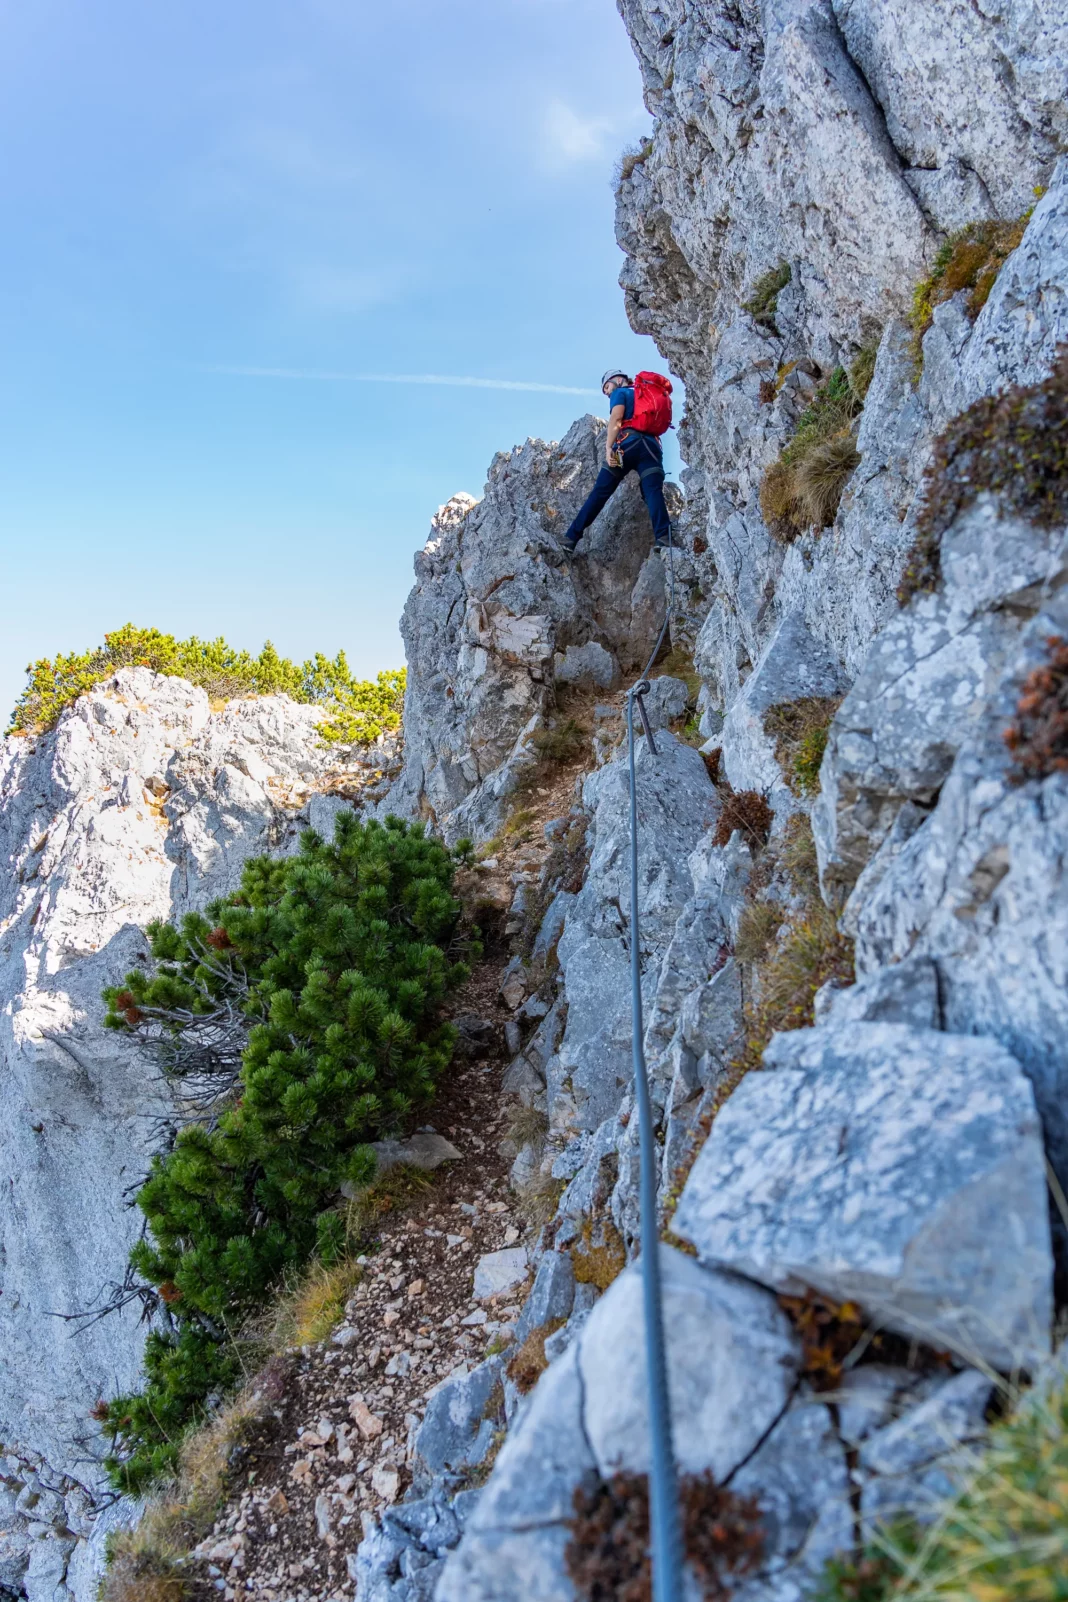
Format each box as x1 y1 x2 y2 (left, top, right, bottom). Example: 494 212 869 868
7 621 404 744
99 812 470 1491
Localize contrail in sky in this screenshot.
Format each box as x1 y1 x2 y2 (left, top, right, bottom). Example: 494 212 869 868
202 364 600 396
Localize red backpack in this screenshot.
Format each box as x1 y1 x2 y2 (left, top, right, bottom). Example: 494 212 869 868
628 370 673 436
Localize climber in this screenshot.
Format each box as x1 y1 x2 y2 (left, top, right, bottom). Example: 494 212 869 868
562 368 674 555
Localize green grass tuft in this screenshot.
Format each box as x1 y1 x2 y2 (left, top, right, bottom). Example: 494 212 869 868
742 262 791 332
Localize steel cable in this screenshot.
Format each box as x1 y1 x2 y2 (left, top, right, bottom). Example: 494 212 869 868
624 520 683 1602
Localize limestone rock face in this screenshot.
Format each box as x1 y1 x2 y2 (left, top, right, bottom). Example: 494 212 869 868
438 1250 806 1601
421 16 1068 1602
8 4 1068 1598
673 1020 1054 1369
0 669 394 1594
552 736 719 1137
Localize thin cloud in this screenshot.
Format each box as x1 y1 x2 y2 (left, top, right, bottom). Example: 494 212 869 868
542 99 615 163
202 365 600 396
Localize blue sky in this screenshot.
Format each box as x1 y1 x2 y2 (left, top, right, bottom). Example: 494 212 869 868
0 0 676 721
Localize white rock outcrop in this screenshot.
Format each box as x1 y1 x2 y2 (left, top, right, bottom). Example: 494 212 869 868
0 669 395 1597
417 7 1068 1601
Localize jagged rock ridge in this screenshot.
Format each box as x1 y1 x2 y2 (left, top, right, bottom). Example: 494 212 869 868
356 4 1068 1599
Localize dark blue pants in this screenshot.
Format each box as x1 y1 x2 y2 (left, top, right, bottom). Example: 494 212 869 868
564 431 670 548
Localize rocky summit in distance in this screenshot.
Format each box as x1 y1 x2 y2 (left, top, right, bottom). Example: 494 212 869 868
3 1 1068 1601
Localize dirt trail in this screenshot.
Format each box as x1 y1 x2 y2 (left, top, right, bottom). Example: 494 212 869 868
181 735 601 1602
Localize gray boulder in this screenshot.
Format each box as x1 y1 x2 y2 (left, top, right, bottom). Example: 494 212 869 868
673 1020 1054 1369
578 1249 797 1479
438 1249 801 1600
413 1356 507 1477
640 674 690 730
858 1368 994 1534
552 733 718 1134
554 641 619 691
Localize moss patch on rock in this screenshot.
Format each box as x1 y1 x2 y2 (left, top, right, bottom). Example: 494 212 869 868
910 215 1029 371
898 347 1068 606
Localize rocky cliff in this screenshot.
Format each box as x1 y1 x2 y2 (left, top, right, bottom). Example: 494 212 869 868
359 3 1068 1599
0 675 397 1599
3 2 1068 1600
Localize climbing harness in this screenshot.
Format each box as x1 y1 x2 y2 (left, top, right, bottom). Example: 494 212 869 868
624 525 683 1602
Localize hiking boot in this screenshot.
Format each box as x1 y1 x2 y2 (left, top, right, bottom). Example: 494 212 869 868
561 536 582 559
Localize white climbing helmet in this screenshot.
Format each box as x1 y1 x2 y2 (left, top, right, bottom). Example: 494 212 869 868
601 368 631 391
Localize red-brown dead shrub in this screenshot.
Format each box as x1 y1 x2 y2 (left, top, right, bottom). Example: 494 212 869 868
1004 635 1068 782
701 745 722 785
566 1471 764 1601
113 989 144 1026
712 786 773 850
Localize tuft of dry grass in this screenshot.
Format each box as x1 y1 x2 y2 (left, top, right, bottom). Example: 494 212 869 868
507 1105 550 1148
270 1257 363 1350
102 1367 290 1602
742 261 791 332
793 431 862 528
747 899 854 1052
102 1555 190 1602
763 696 843 796
618 139 653 183
780 811 821 897
734 901 784 964
514 1172 567 1231
506 1320 566 1394
910 215 1029 373
345 1162 435 1245
817 1369 1068 1602
759 362 868 541
532 718 588 763
759 458 803 542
